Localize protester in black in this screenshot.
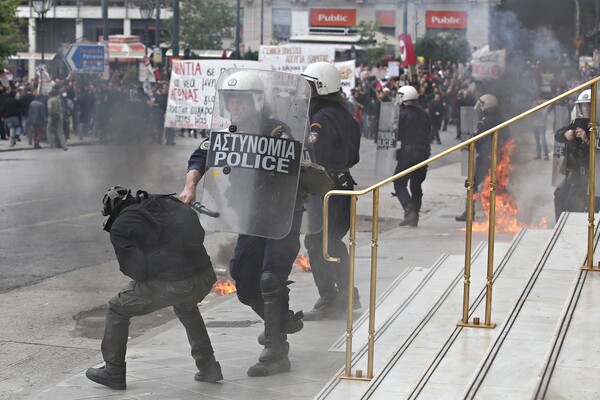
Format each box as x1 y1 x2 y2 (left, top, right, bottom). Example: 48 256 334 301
86 186 221 390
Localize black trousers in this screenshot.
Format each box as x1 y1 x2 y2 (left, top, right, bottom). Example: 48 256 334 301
101 268 217 374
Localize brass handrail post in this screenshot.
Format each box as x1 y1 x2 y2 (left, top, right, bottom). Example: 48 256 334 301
458 143 476 325
583 82 598 271
366 188 380 379
483 130 499 328
343 194 358 377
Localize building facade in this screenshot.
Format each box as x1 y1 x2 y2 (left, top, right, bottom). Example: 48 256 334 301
14 0 492 79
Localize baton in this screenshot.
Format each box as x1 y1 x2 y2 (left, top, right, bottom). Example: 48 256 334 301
191 202 220 218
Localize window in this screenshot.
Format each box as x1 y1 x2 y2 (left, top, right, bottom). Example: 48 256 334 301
272 8 291 41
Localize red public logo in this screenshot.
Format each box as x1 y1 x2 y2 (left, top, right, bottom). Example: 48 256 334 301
425 11 467 29
310 9 356 27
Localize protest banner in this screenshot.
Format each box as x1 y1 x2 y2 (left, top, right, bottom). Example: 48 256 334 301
259 44 335 74
334 60 355 98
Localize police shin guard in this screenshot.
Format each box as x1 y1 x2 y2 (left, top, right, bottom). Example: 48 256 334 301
247 272 291 377
399 204 419 227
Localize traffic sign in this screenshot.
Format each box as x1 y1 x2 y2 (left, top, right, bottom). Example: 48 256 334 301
64 44 105 74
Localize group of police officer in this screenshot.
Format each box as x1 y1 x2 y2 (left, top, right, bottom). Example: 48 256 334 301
87 61 596 391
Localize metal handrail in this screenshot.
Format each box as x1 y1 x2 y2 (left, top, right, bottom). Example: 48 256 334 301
322 75 600 380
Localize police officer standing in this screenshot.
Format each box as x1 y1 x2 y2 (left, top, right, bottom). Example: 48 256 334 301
392 85 432 227
300 62 362 321
179 70 304 377
86 186 221 390
553 89 593 220
455 94 508 221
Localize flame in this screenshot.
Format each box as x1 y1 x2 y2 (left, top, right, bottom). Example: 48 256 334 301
470 138 548 234
294 254 311 271
212 278 237 296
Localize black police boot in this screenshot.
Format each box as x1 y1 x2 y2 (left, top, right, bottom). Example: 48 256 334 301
247 272 290 377
258 310 304 345
85 366 126 390
455 208 475 222
339 287 362 312
194 358 223 383
399 204 419 227
303 292 345 321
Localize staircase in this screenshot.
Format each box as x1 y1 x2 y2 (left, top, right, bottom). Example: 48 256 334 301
316 212 598 400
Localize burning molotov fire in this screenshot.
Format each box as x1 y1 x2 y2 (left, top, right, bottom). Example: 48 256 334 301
471 138 548 234
294 253 311 271
212 278 237 296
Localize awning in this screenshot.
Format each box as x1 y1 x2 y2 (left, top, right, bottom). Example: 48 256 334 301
164 49 233 59
107 41 147 62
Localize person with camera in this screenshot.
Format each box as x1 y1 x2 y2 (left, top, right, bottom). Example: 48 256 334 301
553 89 596 220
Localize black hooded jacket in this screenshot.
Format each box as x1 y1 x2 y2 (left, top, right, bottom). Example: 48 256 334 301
104 197 212 282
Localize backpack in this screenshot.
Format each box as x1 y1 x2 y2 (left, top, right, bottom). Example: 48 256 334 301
132 190 205 250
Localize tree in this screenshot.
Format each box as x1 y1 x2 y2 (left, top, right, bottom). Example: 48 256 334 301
171 0 235 51
356 21 389 66
415 32 471 64
0 0 27 70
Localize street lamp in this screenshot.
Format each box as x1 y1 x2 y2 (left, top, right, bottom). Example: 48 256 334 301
32 0 53 65
139 0 155 56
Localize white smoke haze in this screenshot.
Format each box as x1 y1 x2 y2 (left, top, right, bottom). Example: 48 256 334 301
474 10 569 228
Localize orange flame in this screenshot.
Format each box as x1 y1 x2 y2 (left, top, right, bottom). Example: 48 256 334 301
471 138 548 234
294 254 311 271
212 278 237 296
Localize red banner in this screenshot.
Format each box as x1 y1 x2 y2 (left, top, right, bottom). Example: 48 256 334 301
397 34 416 67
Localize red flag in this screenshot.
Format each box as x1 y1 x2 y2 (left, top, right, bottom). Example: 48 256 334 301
397 34 416 67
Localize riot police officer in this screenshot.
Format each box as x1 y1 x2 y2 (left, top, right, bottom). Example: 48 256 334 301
455 94 509 221
179 70 304 377
554 89 593 220
392 85 432 227
300 62 362 321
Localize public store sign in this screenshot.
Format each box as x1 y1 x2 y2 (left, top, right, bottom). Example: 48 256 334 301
165 59 269 130
309 9 356 27
425 11 467 29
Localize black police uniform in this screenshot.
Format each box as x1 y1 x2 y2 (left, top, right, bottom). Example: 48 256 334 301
455 107 509 221
472 108 509 190
303 95 361 319
554 118 592 220
186 116 304 376
393 103 431 224
89 196 219 389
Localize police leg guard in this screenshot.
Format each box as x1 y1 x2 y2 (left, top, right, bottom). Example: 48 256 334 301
237 294 264 320
247 272 291 377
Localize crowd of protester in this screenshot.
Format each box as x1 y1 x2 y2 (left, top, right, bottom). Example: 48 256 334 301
0 69 171 149
0 57 591 150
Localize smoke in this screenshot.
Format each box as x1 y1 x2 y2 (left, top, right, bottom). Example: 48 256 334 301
474 10 569 227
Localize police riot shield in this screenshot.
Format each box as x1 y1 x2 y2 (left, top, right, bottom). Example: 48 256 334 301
460 106 480 176
551 105 570 187
375 102 399 176
299 143 325 234
200 69 310 239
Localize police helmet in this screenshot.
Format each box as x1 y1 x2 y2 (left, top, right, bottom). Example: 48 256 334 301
219 70 265 116
576 89 591 104
396 85 419 107
474 94 499 113
301 62 341 96
101 185 131 216
575 89 592 119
